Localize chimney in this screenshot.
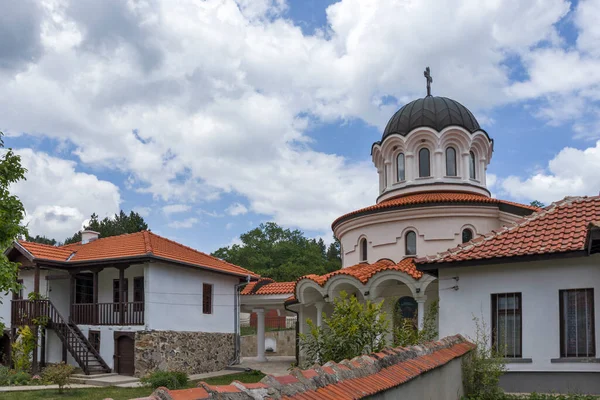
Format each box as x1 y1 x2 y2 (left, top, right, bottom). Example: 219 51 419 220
81 230 100 244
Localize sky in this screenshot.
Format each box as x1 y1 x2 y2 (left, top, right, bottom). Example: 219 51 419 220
1 0 599 253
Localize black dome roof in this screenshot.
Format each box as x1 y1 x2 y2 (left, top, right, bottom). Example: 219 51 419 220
382 96 481 140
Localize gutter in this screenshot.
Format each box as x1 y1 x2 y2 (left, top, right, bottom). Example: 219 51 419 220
284 300 300 367
230 275 252 366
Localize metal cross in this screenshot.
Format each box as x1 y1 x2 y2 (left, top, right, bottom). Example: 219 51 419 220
424 67 433 96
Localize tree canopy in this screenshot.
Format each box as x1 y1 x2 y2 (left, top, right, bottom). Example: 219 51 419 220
0 132 28 329
212 222 341 281
63 210 149 244
530 200 545 208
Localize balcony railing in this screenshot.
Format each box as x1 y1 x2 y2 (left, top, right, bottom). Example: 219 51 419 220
71 302 145 325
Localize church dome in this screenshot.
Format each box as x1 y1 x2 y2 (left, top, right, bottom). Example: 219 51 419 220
382 96 481 141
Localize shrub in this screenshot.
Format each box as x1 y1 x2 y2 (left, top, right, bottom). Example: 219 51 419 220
11 326 36 372
393 300 439 347
299 291 389 367
0 366 10 386
10 371 31 386
42 362 75 393
462 316 506 400
140 370 189 390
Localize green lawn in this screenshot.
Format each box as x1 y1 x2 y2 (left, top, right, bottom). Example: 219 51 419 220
0 371 266 400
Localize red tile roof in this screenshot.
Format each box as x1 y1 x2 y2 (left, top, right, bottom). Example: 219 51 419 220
144 335 474 400
240 278 296 296
298 258 422 287
332 191 539 228
416 196 600 265
16 231 258 278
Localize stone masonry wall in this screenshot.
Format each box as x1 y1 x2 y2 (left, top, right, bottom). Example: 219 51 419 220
135 331 234 377
241 330 296 357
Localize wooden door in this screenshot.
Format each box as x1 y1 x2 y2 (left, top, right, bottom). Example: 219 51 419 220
115 335 135 376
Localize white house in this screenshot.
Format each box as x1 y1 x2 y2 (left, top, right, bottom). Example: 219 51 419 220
416 198 600 394
1 230 258 376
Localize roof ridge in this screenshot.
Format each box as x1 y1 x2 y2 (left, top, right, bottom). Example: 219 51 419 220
145 231 257 276
19 240 67 249
415 195 590 264
142 230 153 254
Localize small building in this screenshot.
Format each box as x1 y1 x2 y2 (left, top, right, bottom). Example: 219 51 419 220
417 197 600 394
1 230 258 376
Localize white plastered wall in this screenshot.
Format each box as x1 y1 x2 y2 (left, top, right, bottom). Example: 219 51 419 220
438 254 600 372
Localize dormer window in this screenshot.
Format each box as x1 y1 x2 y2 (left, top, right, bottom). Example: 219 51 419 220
446 147 457 177
418 148 430 177
397 153 405 181
469 151 477 179
359 238 367 262
405 231 417 256
462 228 474 243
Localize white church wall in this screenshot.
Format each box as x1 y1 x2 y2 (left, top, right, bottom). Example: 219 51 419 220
338 206 503 267
438 255 600 373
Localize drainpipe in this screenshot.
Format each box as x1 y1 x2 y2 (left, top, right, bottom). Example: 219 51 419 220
230 275 251 366
284 302 300 367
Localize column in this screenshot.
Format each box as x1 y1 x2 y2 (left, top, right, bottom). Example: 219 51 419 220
119 267 125 325
434 150 443 179
405 152 414 183
254 308 266 362
384 160 391 190
416 297 427 330
315 302 324 328
461 153 470 181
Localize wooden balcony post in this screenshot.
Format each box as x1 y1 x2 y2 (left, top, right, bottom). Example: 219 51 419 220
93 270 99 325
69 272 75 322
119 267 125 325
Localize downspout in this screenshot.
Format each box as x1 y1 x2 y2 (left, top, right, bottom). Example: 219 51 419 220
284 302 300 367
230 275 251 366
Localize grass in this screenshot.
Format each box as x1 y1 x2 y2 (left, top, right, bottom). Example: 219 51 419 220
0 371 266 400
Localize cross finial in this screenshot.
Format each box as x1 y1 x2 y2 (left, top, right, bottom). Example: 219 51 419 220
424 67 433 96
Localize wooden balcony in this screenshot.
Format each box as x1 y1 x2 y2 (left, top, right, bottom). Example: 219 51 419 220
71 302 145 325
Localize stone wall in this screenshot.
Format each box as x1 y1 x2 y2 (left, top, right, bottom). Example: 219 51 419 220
241 330 296 357
135 330 234 377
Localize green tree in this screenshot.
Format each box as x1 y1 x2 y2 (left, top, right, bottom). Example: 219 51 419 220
25 234 58 246
530 200 545 208
211 222 341 281
63 210 149 244
299 291 389 366
0 132 27 331
393 300 438 347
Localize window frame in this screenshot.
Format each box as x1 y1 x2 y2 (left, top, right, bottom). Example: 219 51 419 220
418 148 431 178
445 147 457 177
469 151 477 179
462 228 474 244
491 292 523 358
405 231 417 256
113 278 129 312
203 283 213 315
133 276 144 312
396 152 405 182
89 330 101 353
13 279 23 301
559 288 595 358
359 238 368 262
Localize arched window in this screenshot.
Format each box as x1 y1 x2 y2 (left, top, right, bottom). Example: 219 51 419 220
469 151 476 179
418 148 430 177
462 228 474 243
446 147 457 176
397 153 405 181
359 238 367 262
405 231 417 256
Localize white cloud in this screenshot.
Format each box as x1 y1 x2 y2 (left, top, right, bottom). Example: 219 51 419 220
162 204 191 216
10 149 121 240
500 141 600 203
168 217 199 229
226 203 248 216
0 0 591 233
132 206 151 217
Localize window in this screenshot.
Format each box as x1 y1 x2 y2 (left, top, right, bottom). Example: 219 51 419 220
418 148 430 177
405 231 417 256
560 289 595 358
492 293 522 358
203 283 213 314
397 153 405 181
113 279 129 312
462 228 474 243
469 151 477 179
446 147 457 176
133 277 144 312
359 238 368 262
12 279 23 300
89 330 100 352
75 273 94 304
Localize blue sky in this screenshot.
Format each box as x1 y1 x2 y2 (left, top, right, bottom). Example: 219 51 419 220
1 0 599 253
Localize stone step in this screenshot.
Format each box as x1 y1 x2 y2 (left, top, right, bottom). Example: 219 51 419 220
70 374 139 387
71 372 118 379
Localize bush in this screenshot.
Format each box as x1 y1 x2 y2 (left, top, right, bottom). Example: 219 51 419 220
0 366 11 386
10 371 31 386
140 370 189 390
462 316 506 400
299 291 389 367
393 300 439 347
42 362 75 393
11 326 36 372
